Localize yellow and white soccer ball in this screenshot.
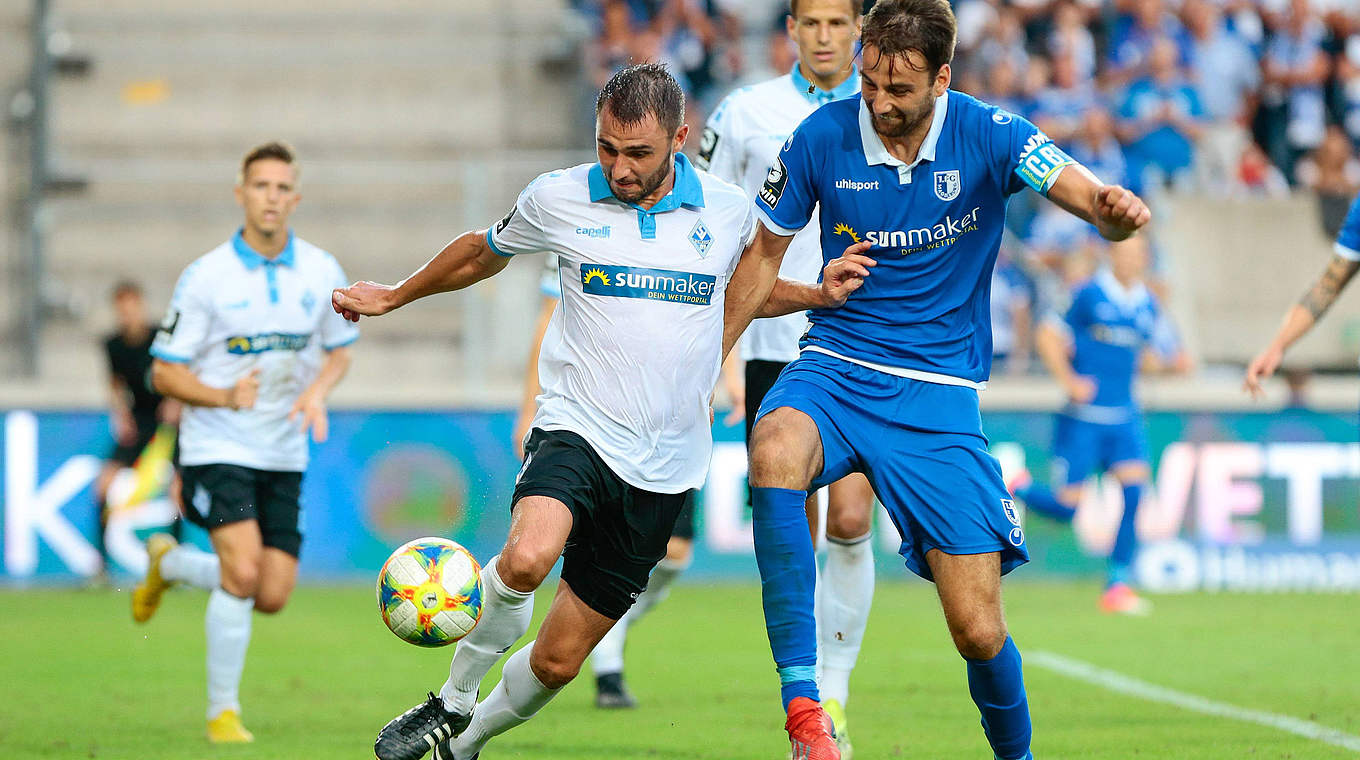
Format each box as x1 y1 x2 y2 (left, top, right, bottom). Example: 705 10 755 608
376 537 483 647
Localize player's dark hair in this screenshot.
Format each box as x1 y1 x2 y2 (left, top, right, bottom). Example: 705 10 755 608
788 0 861 20
595 63 685 135
239 140 298 184
861 0 956 76
110 279 142 301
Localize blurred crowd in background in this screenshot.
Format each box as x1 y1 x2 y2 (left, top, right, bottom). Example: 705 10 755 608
564 0 1360 376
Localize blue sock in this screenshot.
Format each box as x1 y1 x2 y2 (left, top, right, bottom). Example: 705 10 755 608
1108 482 1143 587
966 636 1032 760
1015 482 1075 523
752 486 819 710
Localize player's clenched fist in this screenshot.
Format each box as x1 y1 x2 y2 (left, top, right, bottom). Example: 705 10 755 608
819 240 877 308
332 280 398 322
1094 184 1151 239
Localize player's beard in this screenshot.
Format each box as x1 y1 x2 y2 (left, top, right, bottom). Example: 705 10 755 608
871 94 936 139
610 149 673 204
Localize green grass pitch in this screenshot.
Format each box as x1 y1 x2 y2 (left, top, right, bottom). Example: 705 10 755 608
1 580 1356 758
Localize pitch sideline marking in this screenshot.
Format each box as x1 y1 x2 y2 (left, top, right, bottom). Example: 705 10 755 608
1030 650 1360 752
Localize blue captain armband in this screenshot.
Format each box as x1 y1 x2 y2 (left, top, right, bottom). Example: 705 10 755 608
1016 140 1076 196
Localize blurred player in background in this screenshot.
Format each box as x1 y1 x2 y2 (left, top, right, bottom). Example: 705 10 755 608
722 1 1151 757
697 0 876 753
95 280 180 576
1246 193 1360 396
131 141 358 743
513 253 696 709
1008 235 1188 615
335 64 864 760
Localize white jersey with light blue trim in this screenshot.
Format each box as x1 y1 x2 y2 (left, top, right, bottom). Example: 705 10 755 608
151 233 358 471
488 155 756 492
756 90 1077 387
697 66 858 363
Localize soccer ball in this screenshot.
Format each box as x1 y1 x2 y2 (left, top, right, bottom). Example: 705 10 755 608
376 537 483 647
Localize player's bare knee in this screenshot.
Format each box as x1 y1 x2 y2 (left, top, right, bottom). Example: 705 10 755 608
951 618 1008 660
220 564 260 599
749 427 815 489
495 544 554 593
826 507 871 541
528 644 582 689
665 537 693 564
254 593 288 614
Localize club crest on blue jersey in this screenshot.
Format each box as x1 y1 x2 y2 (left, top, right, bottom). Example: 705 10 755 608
689 219 713 257
934 170 961 201
580 264 716 305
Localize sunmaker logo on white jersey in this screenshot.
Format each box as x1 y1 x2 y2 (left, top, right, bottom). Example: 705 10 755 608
581 264 717 305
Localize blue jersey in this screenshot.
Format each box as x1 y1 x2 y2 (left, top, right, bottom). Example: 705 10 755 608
756 91 1075 385
1064 270 1160 419
1334 192 1360 262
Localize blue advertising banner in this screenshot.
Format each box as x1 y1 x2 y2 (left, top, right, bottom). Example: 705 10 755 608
2 408 1358 590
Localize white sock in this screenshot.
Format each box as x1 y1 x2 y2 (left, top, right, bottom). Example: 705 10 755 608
817 532 874 707
161 544 220 590
590 556 688 677
440 556 534 715
205 588 254 719
448 642 559 759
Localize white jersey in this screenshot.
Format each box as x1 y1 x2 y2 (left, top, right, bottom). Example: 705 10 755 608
488 155 755 492
152 232 359 471
696 65 859 363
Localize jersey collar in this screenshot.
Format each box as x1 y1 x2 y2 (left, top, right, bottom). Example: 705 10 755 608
858 90 949 184
1095 268 1150 312
790 63 860 106
232 228 296 270
588 153 705 239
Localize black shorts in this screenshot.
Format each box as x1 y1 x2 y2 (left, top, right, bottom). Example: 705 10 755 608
513 428 689 619
179 464 304 558
744 359 790 444
670 491 696 541
108 417 159 467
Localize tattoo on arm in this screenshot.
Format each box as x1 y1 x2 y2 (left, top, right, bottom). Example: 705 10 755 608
1299 256 1360 320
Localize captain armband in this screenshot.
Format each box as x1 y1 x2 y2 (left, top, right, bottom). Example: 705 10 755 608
1016 141 1076 196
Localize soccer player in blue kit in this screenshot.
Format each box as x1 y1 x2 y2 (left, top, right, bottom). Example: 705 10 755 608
721 1 1151 757
1009 235 1179 616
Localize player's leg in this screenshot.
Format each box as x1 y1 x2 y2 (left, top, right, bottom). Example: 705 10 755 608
1010 415 1091 522
375 494 570 760
591 499 694 709
443 579 617 759
133 465 221 622
251 469 303 614
204 517 264 743
816 472 876 754
1101 418 1152 614
927 550 1032 760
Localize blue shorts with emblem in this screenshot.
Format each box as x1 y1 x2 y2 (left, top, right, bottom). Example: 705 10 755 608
754 351 1028 582
1051 413 1147 487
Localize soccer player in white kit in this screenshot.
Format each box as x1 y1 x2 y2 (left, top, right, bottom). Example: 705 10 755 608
130 141 358 743
334 64 866 760
698 1 877 752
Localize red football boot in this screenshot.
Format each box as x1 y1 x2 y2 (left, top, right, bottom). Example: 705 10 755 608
785 697 840 760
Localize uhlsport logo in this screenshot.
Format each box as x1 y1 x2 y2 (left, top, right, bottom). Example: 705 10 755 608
225 332 311 354
831 206 983 254
835 178 880 191
933 170 961 201
575 224 611 239
580 264 717 305
1008 526 1025 547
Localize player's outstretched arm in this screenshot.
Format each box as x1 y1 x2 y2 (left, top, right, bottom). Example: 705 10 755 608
1044 164 1151 242
1244 253 1360 398
722 225 796 360
756 244 877 318
332 229 511 321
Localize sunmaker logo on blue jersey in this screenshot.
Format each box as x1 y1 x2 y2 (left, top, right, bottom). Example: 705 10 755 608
580 264 716 305
225 332 311 354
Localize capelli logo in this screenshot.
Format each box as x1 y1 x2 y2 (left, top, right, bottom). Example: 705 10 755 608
575 225 611 239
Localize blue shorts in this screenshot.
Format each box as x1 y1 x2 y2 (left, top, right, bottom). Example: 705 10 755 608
1051 414 1147 487
755 351 1028 582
